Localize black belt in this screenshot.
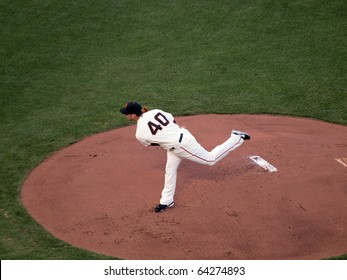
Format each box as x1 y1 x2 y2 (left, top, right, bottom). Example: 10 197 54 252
178 133 183 143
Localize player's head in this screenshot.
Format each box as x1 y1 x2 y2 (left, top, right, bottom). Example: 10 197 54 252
120 101 143 116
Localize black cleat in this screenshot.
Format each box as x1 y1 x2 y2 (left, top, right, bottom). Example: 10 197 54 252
154 201 174 213
232 130 251 140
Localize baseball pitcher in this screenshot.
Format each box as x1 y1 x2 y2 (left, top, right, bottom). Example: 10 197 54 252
120 101 250 212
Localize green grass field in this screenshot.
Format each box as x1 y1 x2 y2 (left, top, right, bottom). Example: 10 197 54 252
1 0 346 259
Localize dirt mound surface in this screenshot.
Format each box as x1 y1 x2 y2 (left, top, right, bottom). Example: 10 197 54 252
22 115 347 259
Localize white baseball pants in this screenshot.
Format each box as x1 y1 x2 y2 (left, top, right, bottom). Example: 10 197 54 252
160 129 244 205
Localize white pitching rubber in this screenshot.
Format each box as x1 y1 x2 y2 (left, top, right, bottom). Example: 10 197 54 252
250 155 277 172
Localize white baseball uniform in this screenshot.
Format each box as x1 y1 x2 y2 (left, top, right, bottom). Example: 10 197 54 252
136 109 244 205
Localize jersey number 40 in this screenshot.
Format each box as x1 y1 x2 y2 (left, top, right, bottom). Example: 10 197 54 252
147 112 170 135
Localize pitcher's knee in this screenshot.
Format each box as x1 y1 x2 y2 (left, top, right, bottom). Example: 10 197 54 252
165 165 178 174
203 160 216 166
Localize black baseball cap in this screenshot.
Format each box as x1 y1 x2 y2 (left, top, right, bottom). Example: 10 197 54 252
120 101 142 116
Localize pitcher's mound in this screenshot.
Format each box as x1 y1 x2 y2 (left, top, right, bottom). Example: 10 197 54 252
21 115 347 259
